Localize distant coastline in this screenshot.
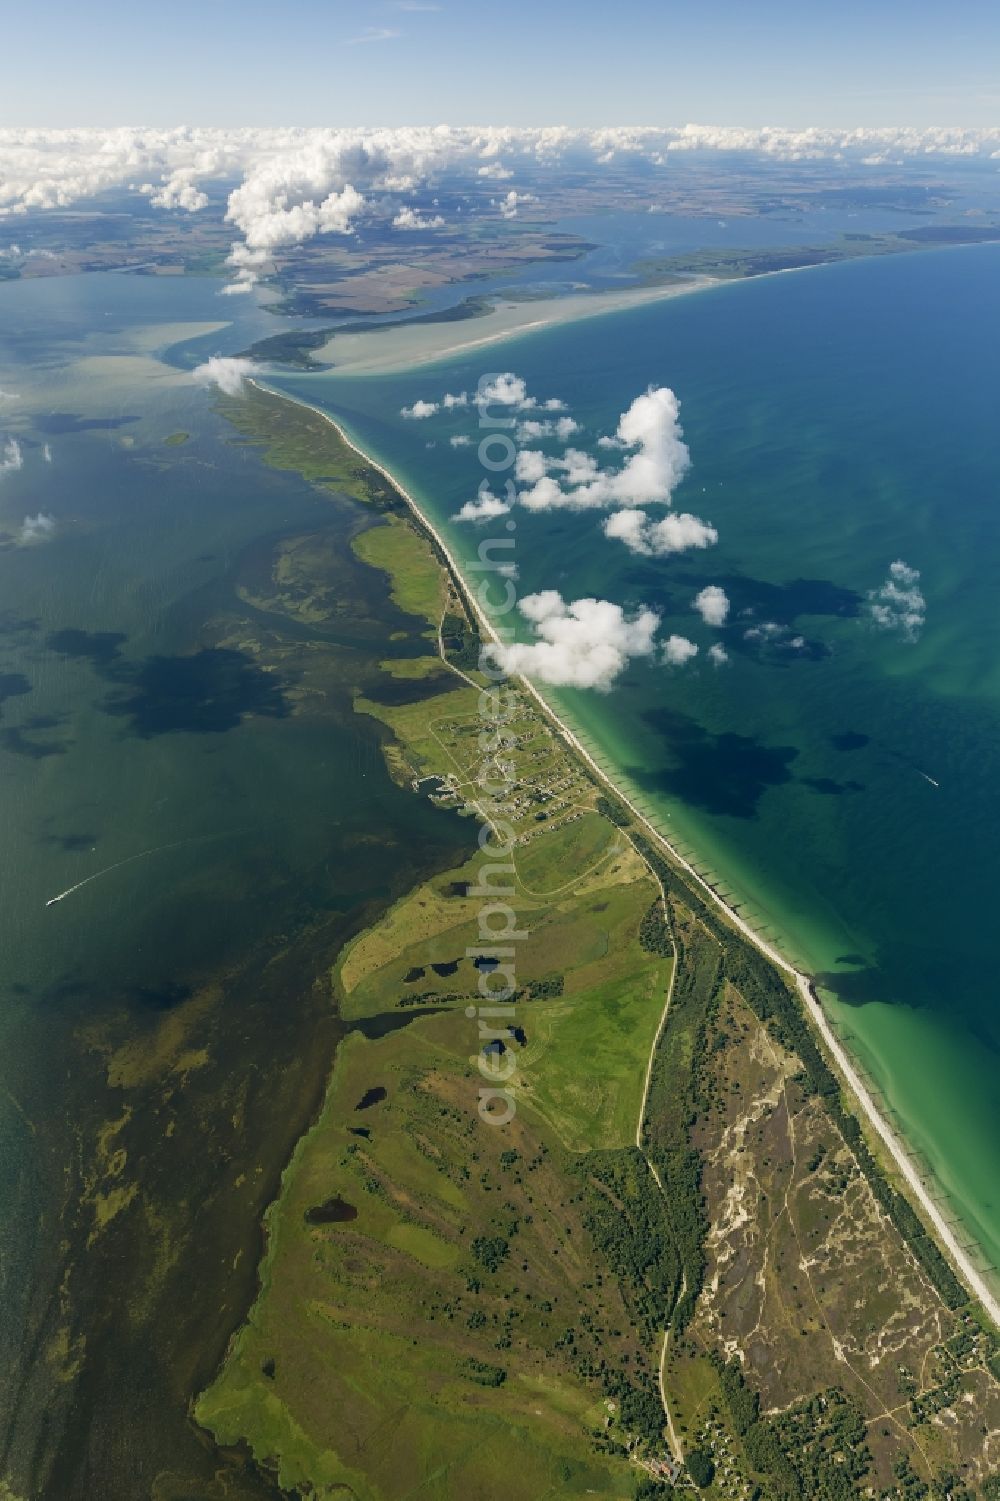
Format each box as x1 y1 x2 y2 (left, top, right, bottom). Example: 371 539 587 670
251 376 1000 1329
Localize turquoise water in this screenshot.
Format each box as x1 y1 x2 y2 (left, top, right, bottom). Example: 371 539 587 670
280 242 1000 1285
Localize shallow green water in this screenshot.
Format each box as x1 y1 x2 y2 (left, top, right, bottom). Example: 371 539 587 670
282 243 1000 1284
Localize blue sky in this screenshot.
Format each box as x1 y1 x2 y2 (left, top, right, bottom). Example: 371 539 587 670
4 0 1000 127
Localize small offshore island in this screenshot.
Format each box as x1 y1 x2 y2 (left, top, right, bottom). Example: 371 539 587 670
193 382 1000 1500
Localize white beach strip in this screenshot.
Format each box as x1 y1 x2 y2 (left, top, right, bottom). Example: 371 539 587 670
250 379 1000 1331
309 278 722 376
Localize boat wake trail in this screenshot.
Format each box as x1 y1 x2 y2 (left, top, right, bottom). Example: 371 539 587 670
45 834 233 908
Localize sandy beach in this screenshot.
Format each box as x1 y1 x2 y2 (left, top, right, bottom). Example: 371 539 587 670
308 277 722 376
254 376 1000 1331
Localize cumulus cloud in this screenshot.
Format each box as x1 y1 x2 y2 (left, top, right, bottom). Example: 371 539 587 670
392 205 446 229
693 584 730 626
17 511 55 544
603 508 718 556
868 559 925 639
662 634 699 666
496 189 537 219
5 124 1000 293
0 437 23 475
192 356 255 396
453 486 513 523
516 387 692 512
708 642 729 666
442 391 468 408
484 590 660 690
449 434 471 447
401 398 439 419
477 372 535 410
515 416 579 442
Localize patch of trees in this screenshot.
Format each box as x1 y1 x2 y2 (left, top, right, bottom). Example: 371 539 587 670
685 1448 715 1488
441 608 481 672
638 899 672 957
596 794 631 829
461 1357 506 1387
471 1235 509 1272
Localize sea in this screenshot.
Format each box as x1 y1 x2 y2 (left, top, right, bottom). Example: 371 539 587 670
277 241 1000 1288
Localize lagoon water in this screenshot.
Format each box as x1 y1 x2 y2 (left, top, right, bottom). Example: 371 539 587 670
281 242 1000 1286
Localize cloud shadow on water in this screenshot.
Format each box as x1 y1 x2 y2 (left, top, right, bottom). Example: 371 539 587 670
632 705 798 819
101 648 291 737
47 629 127 666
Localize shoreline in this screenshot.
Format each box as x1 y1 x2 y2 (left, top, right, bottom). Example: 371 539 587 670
251 376 1000 1331
307 276 724 375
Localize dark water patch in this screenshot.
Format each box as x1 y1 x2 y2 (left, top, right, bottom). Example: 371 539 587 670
444 880 469 898
403 966 425 982
133 981 194 1012
365 671 456 707
261 1358 276 1380
816 965 890 1006
508 1026 527 1046
101 649 290 736
678 570 862 624
33 413 139 434
835 954 869 966
801 777 865 796
634 706 798 819
474 956 498 972
831 730 870 752
43 832 98 853
482 1038 506 1057
46 628 126 666
0 672 31 706
431 959 459 977
352 1008 445 1040
348 1126 371 1139
304 1195 358 1225
0 612 39 638
1 727 67 759
355 1086 387 1110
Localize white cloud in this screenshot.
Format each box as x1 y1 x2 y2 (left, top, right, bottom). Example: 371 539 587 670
347 26 401 43
603 508 718 556
708 642 729 666
484 590 660 690
192 356 255 396
392 205 446 230
42 442 52 462
401 398 439 419
868 559 925 639
693 584 730 626
662 634 699 667
496 189 537 219
5 125 1000 296
478 163 513 180
515 416 579 442
453 486 512 523
442 391 469 408
0 437 23 475
0 388 20 401
517 387 691 512
449 434 471 447
17 511 55 544
477 372 535 410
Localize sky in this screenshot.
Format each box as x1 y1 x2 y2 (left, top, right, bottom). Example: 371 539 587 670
3 0 1000 128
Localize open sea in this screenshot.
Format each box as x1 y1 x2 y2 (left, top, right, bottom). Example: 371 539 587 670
278 241 1000 1289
